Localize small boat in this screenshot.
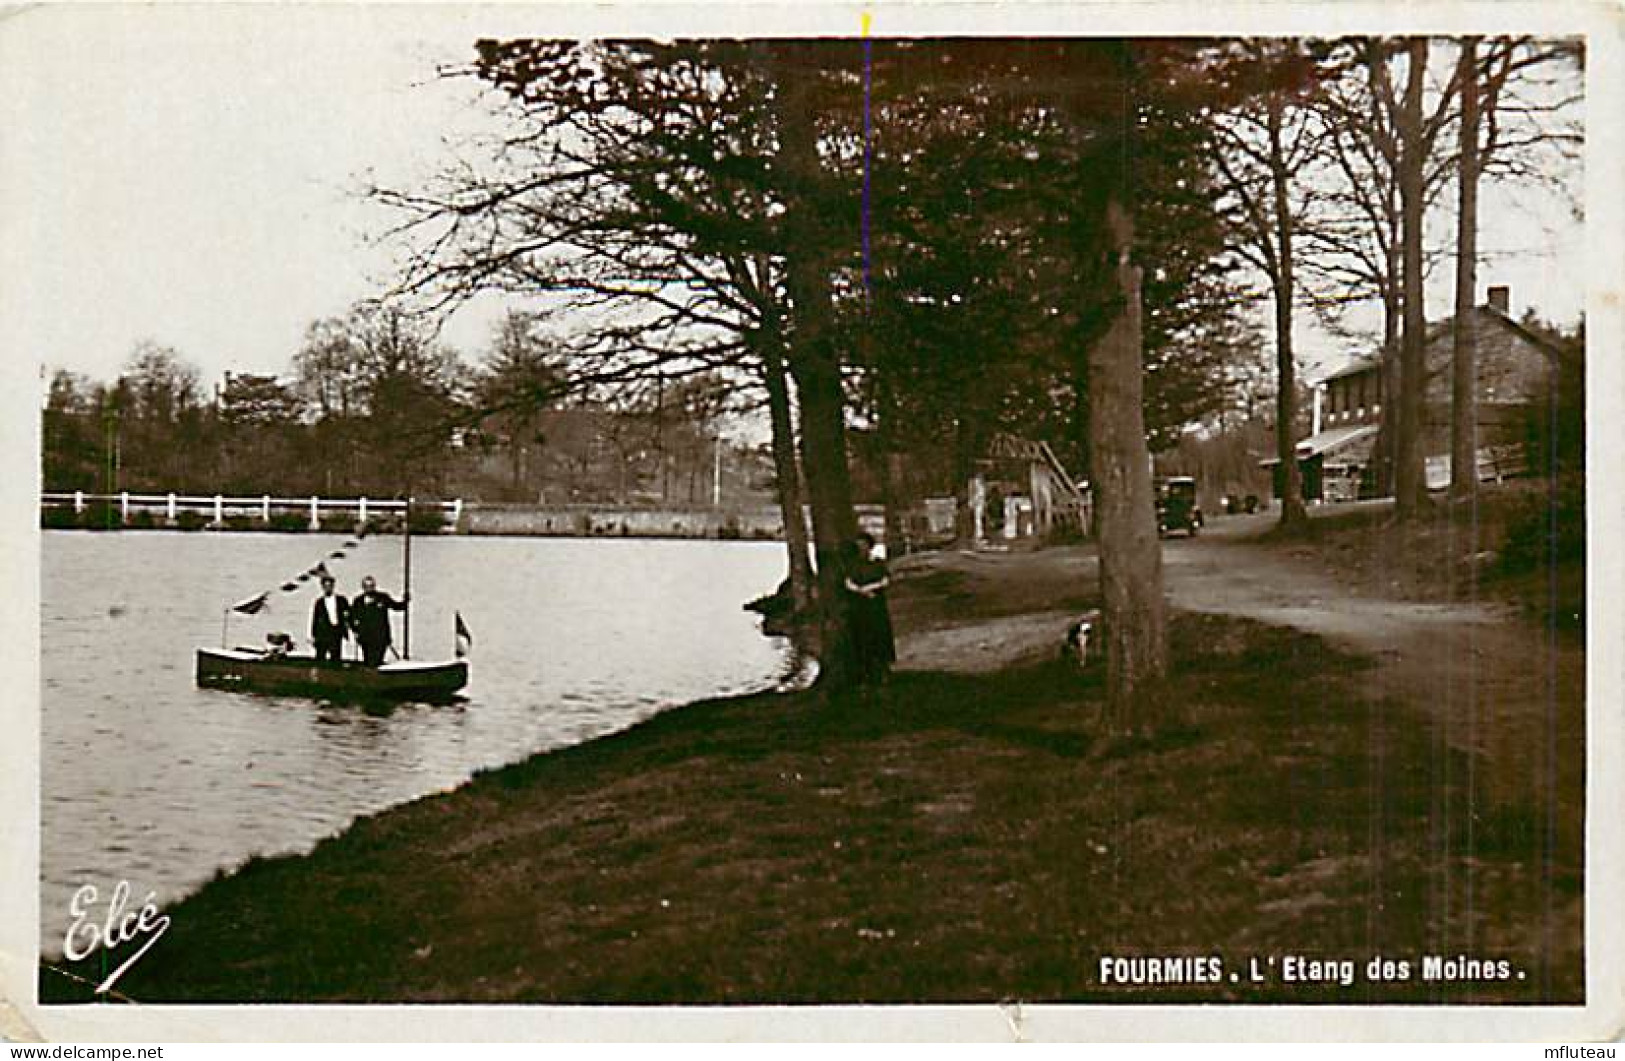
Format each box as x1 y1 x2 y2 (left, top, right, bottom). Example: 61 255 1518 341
197 495 470 702
196 648 468 701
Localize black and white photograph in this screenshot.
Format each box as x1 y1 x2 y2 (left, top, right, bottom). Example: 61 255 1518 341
3 1 1620 1043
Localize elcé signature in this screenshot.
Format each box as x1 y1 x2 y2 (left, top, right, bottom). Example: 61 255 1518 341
63 881 171 995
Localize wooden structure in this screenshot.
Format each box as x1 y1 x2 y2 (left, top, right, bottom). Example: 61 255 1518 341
969 433 1090 543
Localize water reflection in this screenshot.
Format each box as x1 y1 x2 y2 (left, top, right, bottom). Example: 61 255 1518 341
41 531 802 952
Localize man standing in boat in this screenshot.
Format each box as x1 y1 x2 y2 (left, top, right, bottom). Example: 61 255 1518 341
310 574 351 664
349 574 408 667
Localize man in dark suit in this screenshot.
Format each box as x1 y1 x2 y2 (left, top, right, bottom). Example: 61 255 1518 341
310 575 350 663
348 574 408 667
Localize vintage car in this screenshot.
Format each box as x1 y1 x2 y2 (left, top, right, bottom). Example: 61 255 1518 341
1155 476 1203 537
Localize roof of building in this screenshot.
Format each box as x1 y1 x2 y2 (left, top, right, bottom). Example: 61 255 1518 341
1258 423 1379 467
1315 303 1577 385
1297 422 1379 457
984 432 1088 502
1316 353 1381 385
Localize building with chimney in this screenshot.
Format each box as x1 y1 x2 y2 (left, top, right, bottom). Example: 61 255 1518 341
1268 285 1575 502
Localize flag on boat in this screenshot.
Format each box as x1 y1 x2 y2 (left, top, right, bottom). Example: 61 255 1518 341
455 611 473 658
224 541 377 625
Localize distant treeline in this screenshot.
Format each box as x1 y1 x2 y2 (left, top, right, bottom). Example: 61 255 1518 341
43 307 776 507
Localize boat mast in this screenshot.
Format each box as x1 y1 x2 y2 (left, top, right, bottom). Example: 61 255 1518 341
402 494 412 659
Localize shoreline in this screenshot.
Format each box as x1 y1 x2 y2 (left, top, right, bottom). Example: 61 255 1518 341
35 647 819 967
37 524 795 543
38 530 1585 1005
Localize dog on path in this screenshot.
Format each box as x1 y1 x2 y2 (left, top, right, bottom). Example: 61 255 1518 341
1062 609 1104 667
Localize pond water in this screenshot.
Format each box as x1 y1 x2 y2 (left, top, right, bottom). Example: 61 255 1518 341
39 531 803 953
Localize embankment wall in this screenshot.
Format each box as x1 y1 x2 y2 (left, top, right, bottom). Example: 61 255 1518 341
462 503 787 539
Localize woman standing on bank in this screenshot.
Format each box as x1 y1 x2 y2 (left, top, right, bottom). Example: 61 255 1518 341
842 531 896 686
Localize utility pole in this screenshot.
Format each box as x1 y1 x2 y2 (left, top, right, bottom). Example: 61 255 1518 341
402 495 412 659
712 434 722 507
656 369 669 502
103 405 119 529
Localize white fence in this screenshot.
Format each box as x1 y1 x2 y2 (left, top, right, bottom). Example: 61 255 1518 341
42 492 463 531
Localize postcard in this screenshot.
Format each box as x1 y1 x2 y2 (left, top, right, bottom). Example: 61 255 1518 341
3 0 1620 1043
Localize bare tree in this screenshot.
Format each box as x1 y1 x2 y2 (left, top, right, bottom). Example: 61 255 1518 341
1300 38 1467 500
292 304 467 494
1303 36 1579 507
374 41 826 636
1448 37 1583 501
478 310 564 497
1210 46 1328 529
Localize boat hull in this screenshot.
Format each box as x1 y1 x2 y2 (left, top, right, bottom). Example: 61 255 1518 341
196 648 468 701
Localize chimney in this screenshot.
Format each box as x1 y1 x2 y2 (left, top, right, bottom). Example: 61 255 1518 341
1486 285 1510 314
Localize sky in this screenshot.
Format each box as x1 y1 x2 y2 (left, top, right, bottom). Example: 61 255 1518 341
5 5 519 391
2 6 1590 399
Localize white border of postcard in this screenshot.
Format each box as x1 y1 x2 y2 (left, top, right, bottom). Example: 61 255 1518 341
2 0 1620 1043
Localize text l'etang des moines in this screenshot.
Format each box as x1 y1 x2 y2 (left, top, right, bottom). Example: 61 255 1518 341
1096 954 1526 988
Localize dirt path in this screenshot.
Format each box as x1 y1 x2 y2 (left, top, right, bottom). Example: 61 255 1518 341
1172 516 1583 857
893 515 1586 866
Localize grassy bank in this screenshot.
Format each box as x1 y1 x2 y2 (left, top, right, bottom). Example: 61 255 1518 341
42 607 1580 1004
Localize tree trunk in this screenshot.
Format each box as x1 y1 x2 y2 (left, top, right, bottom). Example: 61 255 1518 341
791 349 861 689
882 451 907 556
510 417 528 494
1394 36 1430 520
952 420 976 543
1366 42 1402 500
875 374 908 557
1088 197 1169 728
1450 37 1481 503
771 51 861 690
1266 92 1308 528
759 333 817 615
1372 273 1401 496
